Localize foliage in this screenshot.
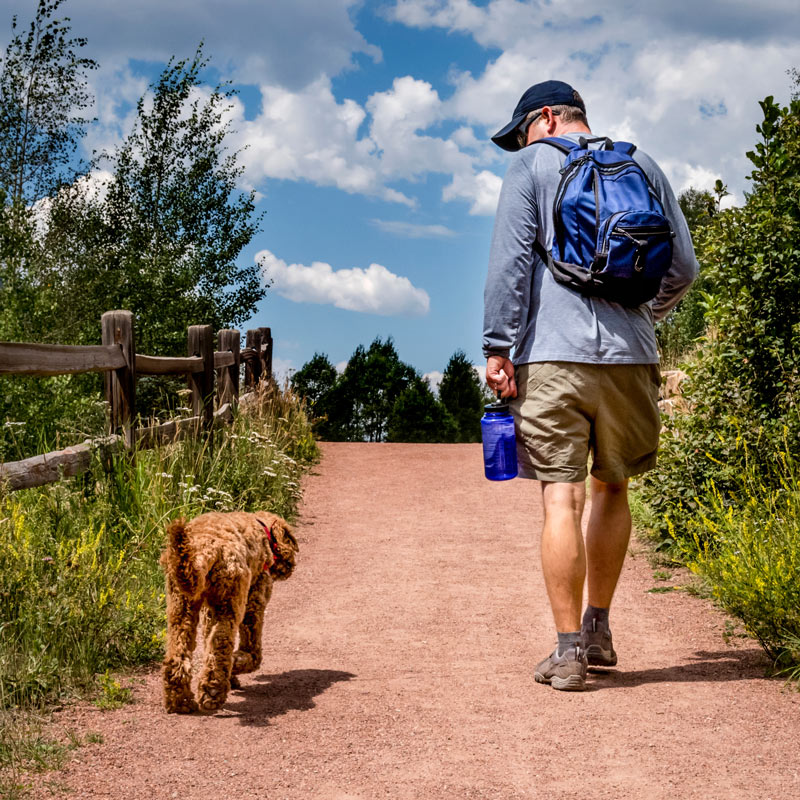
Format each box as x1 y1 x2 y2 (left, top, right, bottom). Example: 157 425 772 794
0 374 107 463
38 48 265 359
0 712 81 798
0 4 267 451
439 350 483 443
654 180 728 368
307 338 415 441
636 79 800 674
92 671 133 710
292 340 472 443
0 0 96 209
641 85 800 546
0 382 316 711
290 352 338 422
387 375 457 443
680 444 800 673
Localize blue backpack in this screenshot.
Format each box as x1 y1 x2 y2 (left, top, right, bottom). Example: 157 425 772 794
531 136 674 307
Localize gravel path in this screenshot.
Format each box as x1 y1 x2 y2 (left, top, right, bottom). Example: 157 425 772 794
33 442 800 799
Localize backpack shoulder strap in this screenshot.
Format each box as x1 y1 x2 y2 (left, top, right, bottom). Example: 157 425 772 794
529 136 577 155
612 140 637 156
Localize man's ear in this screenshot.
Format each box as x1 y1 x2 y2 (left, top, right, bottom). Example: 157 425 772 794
541 106 558 135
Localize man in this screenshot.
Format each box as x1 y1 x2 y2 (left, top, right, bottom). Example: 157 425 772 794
483 80 698 691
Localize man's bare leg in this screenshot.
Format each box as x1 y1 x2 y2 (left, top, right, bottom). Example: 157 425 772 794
536 480 589 690
585 477 631 609
580 477 630 667
540 480 587 632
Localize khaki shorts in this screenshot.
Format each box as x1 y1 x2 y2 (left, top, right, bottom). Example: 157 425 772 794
510 361 661 484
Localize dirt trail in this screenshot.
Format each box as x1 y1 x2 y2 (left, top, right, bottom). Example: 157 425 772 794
33 442 799 799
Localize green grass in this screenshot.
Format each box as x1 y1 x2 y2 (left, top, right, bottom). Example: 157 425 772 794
680 456 800 671
0 382 318 793
634 443 800 687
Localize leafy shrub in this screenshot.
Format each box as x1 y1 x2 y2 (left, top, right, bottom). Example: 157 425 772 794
640 87 800 545
681 446 800 673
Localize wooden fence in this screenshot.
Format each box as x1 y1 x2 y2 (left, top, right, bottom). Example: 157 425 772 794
0 310 274 491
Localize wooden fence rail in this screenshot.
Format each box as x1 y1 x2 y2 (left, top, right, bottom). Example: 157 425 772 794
0 310 274 491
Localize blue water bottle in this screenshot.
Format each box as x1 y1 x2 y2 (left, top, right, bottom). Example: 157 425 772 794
481 392 518 481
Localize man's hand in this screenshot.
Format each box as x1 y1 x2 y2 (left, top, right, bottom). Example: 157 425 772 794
486 355 517 399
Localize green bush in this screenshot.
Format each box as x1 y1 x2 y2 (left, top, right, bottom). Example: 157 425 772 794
681 445 800 671
641 87 800 545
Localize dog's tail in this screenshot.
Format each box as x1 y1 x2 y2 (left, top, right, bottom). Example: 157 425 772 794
162 518 202 599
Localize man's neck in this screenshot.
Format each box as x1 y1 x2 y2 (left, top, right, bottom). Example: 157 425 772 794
555 122 592 136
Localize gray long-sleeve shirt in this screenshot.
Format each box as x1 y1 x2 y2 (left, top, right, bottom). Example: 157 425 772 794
483 132 699 364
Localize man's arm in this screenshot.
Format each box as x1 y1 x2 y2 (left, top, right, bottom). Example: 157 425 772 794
483 153 538 396
635 151 700 321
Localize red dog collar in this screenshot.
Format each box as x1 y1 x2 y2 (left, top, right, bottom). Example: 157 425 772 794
257 518 280 571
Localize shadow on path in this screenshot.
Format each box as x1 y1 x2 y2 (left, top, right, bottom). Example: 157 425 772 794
224 669 356 726
590 648 776 689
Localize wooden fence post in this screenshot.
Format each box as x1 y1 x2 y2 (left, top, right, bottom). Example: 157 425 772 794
217 329 240 407
101 310 136 447
188 325 214 430
258 326 273 382
245 329 262 389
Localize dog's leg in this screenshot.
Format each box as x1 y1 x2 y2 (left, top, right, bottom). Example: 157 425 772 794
197 576 248 712
162 577 202 714
232 572 272 677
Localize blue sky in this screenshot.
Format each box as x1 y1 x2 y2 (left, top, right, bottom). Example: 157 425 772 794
3 0 800 385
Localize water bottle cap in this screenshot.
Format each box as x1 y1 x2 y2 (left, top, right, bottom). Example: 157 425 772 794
484 389 510 414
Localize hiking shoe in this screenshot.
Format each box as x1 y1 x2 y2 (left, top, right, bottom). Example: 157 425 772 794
581 619 617 667
534 645 588 691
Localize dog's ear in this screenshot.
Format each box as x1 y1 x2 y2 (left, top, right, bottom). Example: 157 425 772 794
271 518 298 580
275 521 299 554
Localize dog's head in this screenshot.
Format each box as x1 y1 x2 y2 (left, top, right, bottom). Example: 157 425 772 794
258 513 299 581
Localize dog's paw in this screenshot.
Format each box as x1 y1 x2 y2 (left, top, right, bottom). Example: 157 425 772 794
165 695 199 714
230 675 242 690
197 682 228 712
232 650 256 674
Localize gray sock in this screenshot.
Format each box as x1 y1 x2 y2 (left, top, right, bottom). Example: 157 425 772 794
556 631 581 656
582 604 609 631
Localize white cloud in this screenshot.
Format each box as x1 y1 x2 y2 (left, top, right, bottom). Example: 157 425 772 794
405 0 800 201
472 364 488 385
46 0 381 90
425 364 489 395
443 169 503 215
371 219 456 237
270 357 296 387
226 74 499 213
423 370 444 393
258 249 430 316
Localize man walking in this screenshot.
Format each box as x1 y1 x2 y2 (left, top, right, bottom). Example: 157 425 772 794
483 80 698 690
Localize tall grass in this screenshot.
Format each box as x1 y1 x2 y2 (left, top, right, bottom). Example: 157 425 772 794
0 381 317 782
677 444 800 679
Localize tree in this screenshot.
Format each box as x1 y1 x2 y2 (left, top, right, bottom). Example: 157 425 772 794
677 183 727 234
0 0 96 340
38 48 265 356
655 180 729 366
641 80 800 540
0 0 102 459
439 350 483 442
387 376 456 443
290 353 338 419
0 0 96 210
303 338 419 441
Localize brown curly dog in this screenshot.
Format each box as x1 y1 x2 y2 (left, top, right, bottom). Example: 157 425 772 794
160 511 298 714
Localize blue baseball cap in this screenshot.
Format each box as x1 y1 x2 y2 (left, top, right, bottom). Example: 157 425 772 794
491 80 586 152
